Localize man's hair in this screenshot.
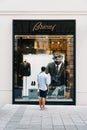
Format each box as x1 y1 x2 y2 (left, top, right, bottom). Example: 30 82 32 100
41 66 46 72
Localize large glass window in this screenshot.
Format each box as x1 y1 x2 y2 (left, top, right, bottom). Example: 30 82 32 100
13 20 76 105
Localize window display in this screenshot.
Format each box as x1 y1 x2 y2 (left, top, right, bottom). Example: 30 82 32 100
13 20 76 105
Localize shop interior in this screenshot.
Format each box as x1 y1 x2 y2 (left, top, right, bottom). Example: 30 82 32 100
14 35 74 103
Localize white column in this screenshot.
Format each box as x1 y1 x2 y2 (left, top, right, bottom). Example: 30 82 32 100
22 76 28 96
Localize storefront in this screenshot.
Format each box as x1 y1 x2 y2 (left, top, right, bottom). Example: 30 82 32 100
13 20 76 105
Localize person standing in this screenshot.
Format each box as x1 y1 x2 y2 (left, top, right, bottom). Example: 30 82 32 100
37 66 49 110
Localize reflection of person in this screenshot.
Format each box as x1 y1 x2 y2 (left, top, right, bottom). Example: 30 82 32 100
46 54 65 88
19 60 31 76
37 66 49 110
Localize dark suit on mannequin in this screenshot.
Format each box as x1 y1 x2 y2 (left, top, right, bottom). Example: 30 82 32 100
19 60 31 76
19 60 31 96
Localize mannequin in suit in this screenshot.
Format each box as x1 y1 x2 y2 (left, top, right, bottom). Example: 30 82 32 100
19 60 31 96
19 60 31 76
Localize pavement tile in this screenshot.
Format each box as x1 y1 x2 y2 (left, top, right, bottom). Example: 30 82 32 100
64 125 77 130
0 105 87 130
76 125 87 130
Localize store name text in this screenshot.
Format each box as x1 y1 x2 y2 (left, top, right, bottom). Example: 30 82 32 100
32 22 56 31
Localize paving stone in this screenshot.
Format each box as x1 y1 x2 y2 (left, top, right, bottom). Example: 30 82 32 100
53 125 65 129
76 125 87 130
0 105 87 130
64 125 77 130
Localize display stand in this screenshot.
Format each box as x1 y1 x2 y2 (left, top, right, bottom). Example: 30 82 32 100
22 76 28 96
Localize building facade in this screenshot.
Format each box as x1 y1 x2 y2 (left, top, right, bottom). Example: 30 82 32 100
0 0 87 105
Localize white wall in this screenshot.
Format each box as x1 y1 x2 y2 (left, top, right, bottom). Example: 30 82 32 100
0 0 87 11
0 0 87 105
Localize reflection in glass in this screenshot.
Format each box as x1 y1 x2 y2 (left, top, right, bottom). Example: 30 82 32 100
14 35 74 103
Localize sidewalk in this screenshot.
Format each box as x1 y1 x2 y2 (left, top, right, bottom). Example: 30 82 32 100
0 104 87 130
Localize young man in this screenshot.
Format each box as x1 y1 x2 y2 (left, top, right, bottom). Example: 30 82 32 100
37 66 49 110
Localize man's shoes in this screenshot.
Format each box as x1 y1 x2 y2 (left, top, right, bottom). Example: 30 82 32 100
40 107 47 111
43 107 47 111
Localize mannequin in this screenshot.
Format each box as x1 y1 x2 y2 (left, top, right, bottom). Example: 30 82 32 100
20 60 31 76
19 60 31 96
